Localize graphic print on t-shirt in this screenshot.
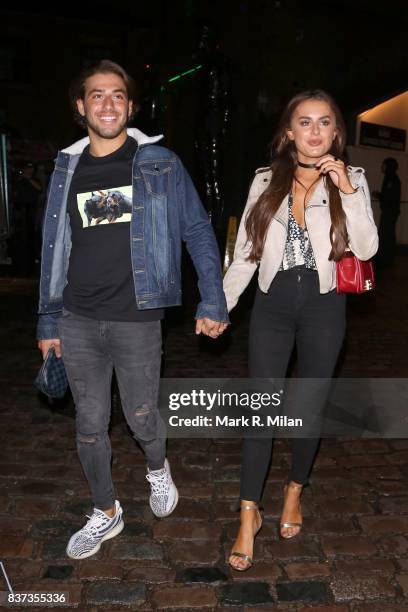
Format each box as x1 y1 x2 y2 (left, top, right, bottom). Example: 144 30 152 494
77 185 132 227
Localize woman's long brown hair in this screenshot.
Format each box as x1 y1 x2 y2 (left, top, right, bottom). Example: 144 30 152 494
245 90 348 263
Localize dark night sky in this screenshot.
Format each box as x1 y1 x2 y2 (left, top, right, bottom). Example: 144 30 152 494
2 0 407 111
1 0 407 216
1 1 407 169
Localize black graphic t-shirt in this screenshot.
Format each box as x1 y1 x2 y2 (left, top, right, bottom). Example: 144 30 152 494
63 136 163 321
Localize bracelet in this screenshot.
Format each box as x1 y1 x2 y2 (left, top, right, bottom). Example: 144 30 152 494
340 185 358 195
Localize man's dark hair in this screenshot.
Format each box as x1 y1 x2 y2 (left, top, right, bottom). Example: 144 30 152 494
383 157 399 174
69 59 138 128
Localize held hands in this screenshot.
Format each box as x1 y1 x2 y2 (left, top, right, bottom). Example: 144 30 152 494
38 321 229 354
195 318 229 339
38 339 61 360
316 155 356 194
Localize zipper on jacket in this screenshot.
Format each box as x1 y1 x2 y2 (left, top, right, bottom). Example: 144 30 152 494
303 203 327 290
274 216 287 230
303 203 326 252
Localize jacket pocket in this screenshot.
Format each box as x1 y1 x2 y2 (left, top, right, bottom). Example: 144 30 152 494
141 163 171 196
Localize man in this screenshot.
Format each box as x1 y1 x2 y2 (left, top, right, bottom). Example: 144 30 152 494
374 157 401 267
11 162 42 276
37 60 228 560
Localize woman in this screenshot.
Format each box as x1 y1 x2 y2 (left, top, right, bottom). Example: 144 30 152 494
223 90 378 571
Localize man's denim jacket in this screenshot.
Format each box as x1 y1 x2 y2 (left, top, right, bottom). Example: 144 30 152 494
37 128 228 339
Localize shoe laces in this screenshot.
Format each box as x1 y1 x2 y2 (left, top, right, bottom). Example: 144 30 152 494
82 509 111 536
146 468 169 496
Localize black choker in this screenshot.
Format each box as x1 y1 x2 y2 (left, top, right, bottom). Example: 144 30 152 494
297 160 317 169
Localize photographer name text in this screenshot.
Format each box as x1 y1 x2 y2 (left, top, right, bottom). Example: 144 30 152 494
168 415 302 428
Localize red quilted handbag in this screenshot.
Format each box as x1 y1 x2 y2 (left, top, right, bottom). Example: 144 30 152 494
336 251 375 294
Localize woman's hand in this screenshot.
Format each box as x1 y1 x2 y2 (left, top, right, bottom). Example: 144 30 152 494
316 155 356 194
195 318 229 339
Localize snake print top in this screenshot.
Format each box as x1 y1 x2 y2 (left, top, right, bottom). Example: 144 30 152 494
279 192 317 271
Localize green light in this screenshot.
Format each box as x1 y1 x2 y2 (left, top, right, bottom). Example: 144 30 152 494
166 64 202 85
181 65 202 77
159 65 202 94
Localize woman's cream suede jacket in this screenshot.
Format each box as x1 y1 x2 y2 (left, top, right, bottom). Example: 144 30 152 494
223 166 378 312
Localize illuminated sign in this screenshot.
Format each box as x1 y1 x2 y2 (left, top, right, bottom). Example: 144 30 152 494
360 122 406 151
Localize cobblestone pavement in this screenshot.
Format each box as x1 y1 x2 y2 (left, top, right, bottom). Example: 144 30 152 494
0 257 408 610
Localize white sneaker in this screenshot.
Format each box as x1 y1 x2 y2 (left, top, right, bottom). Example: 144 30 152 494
146 458 179 518
66 499 124 559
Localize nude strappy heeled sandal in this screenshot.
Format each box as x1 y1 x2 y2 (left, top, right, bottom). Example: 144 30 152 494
280 481 303 539
229 503 263 571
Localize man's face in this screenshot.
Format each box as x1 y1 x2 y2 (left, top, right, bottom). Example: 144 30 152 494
76 72 133 139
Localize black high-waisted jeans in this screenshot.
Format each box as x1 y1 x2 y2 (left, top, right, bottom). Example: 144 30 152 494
240 266 346 502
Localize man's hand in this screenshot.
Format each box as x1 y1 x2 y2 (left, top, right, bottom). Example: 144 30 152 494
195 318 229 339
37 339 62 360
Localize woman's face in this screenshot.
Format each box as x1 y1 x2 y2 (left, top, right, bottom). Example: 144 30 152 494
287 99 337 163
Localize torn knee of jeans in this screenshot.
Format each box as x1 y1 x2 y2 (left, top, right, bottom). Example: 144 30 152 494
132 404 158 442
135 403 151 418
77 432 98 444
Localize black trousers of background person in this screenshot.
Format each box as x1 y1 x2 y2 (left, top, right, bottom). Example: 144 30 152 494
240 266 346 502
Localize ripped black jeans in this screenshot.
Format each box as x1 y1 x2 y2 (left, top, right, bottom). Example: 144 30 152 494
59 309 166 510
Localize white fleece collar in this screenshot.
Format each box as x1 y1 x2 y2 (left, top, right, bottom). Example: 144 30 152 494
61 127 163 155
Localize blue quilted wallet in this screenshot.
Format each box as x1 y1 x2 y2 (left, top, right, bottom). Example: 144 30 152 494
34 346 68 399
